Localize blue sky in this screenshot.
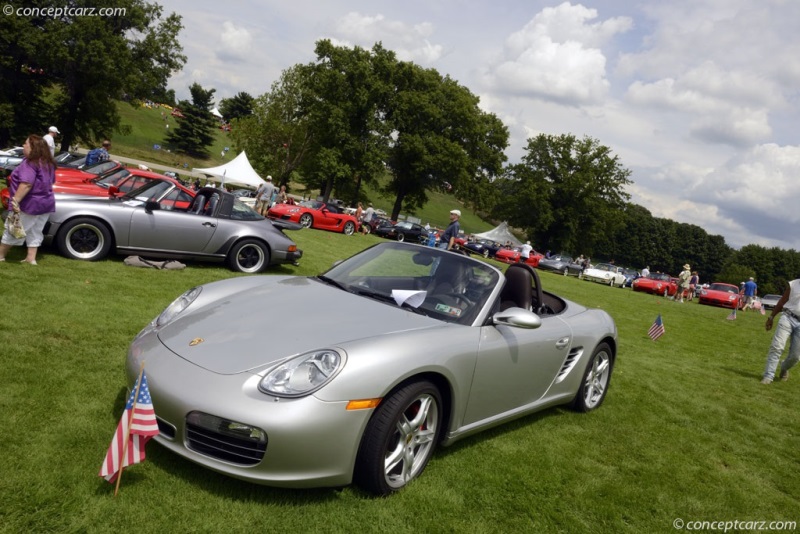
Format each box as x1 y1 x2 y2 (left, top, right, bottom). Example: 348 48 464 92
162 0 800 251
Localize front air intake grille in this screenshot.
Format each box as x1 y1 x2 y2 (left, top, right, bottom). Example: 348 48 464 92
185 411 267 465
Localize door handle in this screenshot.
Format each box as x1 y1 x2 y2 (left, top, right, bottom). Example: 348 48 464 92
202 222 216 228
555 337 570 350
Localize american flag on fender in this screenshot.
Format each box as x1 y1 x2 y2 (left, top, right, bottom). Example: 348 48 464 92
726 308 737 320
648 314 665 341
99 371 159 483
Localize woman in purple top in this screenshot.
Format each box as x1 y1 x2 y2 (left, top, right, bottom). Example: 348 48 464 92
0 134 56 265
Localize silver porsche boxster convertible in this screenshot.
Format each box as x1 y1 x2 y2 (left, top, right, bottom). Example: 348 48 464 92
43 185 302 272
126 242 617 494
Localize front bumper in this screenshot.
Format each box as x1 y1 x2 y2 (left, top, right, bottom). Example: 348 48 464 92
127 330 371 488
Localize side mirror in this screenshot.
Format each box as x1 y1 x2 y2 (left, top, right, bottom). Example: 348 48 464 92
492 307 542 329
144 200 161 213
108 185 120 198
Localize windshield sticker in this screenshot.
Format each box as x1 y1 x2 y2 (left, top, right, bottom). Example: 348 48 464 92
435 303 462 317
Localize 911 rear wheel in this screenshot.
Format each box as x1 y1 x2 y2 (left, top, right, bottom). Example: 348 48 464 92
228 239 269 273
354 381 441 495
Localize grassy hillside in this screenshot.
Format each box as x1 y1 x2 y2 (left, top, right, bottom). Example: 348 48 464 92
111 101 233 170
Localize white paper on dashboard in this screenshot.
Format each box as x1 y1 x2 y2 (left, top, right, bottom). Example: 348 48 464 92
392 289 427 308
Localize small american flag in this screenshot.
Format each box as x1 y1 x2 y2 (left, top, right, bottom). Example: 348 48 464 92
726 308 737 320
99 371 159 483
648 314 665 341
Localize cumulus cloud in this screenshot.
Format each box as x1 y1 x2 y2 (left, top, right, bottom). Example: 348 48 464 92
485 2 632 104
331 12 443 64
216 21 253 62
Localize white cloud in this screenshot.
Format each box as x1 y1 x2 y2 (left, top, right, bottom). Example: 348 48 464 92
331 12 443 63
485 2 632 104
216 21 254 62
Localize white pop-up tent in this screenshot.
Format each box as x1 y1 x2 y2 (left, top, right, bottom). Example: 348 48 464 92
472 221 523 246
193 151 266 189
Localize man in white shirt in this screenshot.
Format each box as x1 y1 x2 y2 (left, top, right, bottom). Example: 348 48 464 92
45 126 59 156
519 241 533 262
761 279 800 384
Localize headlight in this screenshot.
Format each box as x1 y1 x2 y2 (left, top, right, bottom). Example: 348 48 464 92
259 349 344 397
155 286 202 327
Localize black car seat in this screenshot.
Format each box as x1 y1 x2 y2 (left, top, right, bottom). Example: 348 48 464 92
500 264 533 311
190 195 205 214
203 193 219 216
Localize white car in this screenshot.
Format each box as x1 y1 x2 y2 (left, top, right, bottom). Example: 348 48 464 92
582 263 627 287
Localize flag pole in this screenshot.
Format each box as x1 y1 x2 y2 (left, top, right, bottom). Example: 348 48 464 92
114 362 145 497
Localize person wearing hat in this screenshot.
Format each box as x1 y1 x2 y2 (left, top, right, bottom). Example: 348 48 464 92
438 209 461 250
255 175 275 216
675 263 692 302
44 126 59 156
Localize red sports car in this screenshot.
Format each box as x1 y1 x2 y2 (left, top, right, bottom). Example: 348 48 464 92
268 200 359 235
632 272 677 297
698 282 741 309
494 247 543 267
55 160 123 183
2 168 194 210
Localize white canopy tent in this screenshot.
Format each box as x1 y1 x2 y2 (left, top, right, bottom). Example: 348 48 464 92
193 151 266 189
211 107 224 119
472 221 523 247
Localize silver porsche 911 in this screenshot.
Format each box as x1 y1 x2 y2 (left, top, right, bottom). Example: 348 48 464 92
43 184 302 272
126 242 617 495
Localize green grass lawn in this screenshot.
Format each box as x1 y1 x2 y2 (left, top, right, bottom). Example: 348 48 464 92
0 225 797 533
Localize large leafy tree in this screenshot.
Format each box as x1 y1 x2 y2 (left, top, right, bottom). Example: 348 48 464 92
166 83 217 158
0 0 185 149
383 62 508 220
496 134 631 254
301 40 394 203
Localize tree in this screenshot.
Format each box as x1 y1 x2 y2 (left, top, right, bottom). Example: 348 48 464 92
218 92 255 121
383 62 508 220
230 65 316 186
495 134 631 254
0 0 185 149
166 83 217 158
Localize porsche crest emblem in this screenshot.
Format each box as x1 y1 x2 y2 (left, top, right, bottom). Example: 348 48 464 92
189 338 204 346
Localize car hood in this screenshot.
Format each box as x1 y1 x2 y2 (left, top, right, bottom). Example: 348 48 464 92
156 277 444 374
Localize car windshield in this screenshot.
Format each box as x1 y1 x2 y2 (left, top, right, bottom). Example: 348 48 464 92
300 200 324 210
708 283 738 293
647 273 672 281
593 263 616 272
318 242 501 326
94 169 130 189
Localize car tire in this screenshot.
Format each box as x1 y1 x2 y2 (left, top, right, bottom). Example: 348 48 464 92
609 278 615 287
57 217 112 261
571 342 614 413
299 213 313 228
354 380 442 495
343 221 356 235
228 239 270 273
396 232 405 242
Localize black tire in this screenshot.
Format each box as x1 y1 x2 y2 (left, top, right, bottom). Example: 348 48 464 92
299 213 313 228
396 232 405 242
343 221 356 235
57 217 112 261
354 381 442 495
227 239 269 273
571 342 614 412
